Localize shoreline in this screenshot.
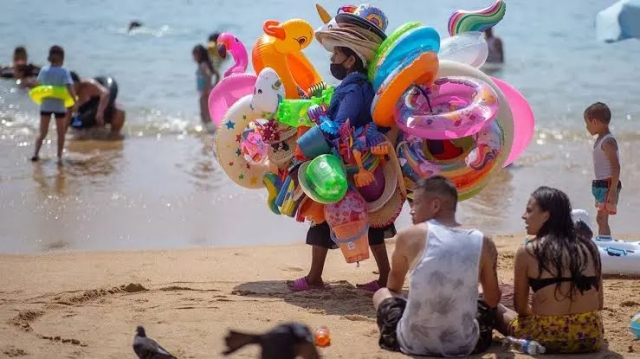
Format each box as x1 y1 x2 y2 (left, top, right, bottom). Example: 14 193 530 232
1 235 639 358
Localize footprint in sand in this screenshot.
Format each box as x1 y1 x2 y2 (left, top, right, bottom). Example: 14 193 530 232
281 266 304 272
341 314 374 322
2 346 28 357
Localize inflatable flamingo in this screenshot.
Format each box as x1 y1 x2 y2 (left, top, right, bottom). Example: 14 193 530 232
217 32 249 77
208 32 257 127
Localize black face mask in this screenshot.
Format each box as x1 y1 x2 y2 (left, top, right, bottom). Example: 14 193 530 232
330 60 348 81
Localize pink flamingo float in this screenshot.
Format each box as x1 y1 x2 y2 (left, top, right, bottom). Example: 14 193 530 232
208 32 258 127
216 32 249 77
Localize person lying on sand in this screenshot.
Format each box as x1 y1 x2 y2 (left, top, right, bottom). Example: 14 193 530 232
69 72 125 140
495 187 604 354
373 175 501 356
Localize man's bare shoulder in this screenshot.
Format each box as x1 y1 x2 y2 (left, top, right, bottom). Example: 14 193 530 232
396 223 428 249
479 234 498 261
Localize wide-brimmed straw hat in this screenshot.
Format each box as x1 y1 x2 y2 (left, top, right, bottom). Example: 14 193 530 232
335 4 388 40
366 140 407 228
315 4 389 40
315 26 384 67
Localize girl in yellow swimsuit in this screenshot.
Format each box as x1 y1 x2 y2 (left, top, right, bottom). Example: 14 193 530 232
496 186 604 354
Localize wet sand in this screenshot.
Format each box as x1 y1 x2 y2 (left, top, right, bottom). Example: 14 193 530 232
1 235 639 358
1 132 639 253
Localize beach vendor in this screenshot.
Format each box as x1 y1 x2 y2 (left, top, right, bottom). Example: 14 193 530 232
288 4 395 292
373 176 501 356
496 187 604 354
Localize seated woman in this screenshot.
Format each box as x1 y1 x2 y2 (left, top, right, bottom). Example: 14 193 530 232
497 186 604 354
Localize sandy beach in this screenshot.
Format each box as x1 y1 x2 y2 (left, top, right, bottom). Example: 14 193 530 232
1 235 639 358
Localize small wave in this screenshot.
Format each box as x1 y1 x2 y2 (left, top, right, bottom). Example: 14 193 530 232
109 24 190 38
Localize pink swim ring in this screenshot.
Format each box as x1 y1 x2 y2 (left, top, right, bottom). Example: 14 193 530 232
395 76 500 140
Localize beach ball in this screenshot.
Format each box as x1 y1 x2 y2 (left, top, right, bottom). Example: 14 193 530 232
631 313 640 339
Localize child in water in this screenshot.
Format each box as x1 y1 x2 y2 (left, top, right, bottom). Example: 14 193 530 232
584 102 621 242
1 46 40 88
288 14 392 292
192 44 214 128
32 45 77 162
206 32 223 86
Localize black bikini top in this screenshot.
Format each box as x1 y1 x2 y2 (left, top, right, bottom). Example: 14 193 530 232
529 275 599 293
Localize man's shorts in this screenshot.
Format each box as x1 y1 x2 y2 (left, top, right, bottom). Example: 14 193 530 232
376 297 496 354
592 179 622 215
306 222 396 249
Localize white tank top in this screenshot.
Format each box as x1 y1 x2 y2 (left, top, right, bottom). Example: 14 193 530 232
593 134 617 180
397 220 483 357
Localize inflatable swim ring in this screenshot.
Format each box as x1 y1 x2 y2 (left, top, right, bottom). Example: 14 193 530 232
215 95 268 188
371 25 441 91
29 85 75 108
396 119 503 198
395 60 515 200
371 51 439 127
252 19 323 99
437 60 514 172
214 68 285 189
368 22 422 83
395 77 500 140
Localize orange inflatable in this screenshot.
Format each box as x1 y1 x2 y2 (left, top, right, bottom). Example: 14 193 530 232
252 19 324 99
371 51 439 127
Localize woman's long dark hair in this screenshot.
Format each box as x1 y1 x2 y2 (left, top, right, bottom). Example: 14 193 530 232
193 44 214 74
528 186 602 300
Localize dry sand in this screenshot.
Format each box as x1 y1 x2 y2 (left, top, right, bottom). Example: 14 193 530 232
1 235 639 358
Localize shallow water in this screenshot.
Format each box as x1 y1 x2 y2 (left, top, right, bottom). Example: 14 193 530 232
1 0 639 253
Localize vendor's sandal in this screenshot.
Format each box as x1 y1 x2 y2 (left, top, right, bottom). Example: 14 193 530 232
287 277 330 292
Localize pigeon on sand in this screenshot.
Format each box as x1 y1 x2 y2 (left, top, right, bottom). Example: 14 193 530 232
133 325 177 359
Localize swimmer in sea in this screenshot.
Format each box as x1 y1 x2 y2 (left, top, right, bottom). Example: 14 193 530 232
1 46 40 88
70 72 126 140
128 21 143 33
484 28 504 65
206 32 224 86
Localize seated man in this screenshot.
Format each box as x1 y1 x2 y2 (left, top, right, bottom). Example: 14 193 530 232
70 72 125 139
373 175 501 357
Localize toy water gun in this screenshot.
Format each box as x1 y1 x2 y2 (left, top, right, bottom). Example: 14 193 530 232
275 86 334 128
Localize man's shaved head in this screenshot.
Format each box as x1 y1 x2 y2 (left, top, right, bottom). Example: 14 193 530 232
411 175 459 224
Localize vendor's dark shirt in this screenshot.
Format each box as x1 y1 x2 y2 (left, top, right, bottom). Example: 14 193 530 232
328 72 389 133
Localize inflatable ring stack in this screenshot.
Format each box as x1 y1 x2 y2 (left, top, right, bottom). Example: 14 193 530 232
363 0 529 201
212 2 535 264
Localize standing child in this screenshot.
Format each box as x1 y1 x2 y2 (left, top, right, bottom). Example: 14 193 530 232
32 45 77 162
584 102 621 241
192 44 214 127
206 32 223 86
